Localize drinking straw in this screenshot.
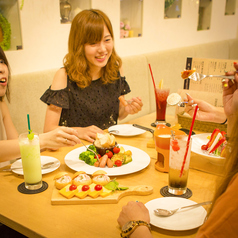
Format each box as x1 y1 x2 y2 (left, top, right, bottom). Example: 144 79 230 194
179 104 198 177
27 114 31 134
148 64 161 109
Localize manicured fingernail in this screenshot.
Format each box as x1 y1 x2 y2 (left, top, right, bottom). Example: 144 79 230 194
222 78 226 82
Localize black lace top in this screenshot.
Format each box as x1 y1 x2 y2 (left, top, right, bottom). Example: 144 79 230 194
40 75 131 129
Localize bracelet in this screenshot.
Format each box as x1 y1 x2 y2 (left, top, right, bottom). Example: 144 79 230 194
220 118 227 125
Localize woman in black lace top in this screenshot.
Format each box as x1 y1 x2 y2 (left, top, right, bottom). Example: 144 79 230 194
41 9 143 142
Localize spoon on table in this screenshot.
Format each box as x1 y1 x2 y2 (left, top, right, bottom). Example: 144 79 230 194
154 201 212 217
3 161 58 172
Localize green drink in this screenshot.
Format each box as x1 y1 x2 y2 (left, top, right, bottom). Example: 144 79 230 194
19 132 42 190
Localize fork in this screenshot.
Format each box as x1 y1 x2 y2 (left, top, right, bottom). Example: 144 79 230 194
80 141 100 162
189 72 234 81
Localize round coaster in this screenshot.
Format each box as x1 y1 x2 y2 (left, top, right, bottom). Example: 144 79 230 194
151 122 171 127
160 186 192 199
18 181 48 194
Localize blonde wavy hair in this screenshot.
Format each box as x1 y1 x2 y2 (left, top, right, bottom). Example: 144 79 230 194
63 9 122 88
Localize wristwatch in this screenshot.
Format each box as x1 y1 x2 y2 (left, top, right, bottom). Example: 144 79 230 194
120 220 151 238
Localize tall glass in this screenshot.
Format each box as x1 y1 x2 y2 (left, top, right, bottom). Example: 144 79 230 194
19 132 42 190
168 135 191 195
154 88 170 124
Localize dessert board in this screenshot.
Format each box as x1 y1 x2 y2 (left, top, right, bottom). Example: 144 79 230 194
51 185 153 205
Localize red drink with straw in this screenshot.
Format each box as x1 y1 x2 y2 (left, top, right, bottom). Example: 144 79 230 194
155 88 170 122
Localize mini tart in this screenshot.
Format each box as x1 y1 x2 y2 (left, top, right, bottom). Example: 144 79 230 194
92 170 110 186
54 172 72 190
72 171 92 186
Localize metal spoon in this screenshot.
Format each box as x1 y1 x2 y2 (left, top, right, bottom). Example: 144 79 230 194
154 201 212 217
3 161 57 172
108 129 120 134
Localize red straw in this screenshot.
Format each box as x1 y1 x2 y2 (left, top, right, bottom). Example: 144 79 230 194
179 104 198 177
148 64 161 109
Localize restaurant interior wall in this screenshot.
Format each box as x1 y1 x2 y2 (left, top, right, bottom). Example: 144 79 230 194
4 0 238 75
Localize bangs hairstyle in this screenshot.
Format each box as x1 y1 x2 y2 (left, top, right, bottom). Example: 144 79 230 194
63 9 122 88
0 46 10 102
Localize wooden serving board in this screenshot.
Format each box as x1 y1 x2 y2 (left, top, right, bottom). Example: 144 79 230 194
51 185 153 205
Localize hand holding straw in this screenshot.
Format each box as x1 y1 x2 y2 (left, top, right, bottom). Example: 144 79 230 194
179 104 198 177
148 64 161 109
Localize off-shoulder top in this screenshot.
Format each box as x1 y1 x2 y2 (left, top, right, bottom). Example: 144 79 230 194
40 74 131 130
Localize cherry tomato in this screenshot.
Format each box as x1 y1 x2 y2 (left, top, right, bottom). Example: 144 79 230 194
95 184 102 191
113 146 120 154
172 144 180 152
82 185 89 191
94 154 101 159
114 160 122 167
69 184 77 191
201 144 208 151
106 151 113 158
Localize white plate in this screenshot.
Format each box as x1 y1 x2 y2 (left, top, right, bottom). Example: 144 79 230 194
64 144 150 176
145 197 207 231
11 156 60 175
191 133 225 161
108 124 146 136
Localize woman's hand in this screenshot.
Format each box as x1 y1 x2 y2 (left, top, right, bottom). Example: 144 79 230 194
76 125 104 143
117 201 150 228
39 126 81 150
184 94 226 123
223 62 238 118
119 96 143 120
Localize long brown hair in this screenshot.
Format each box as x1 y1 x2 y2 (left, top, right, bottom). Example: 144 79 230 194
208 116 238 215
63 9 122 88
0 46 10 102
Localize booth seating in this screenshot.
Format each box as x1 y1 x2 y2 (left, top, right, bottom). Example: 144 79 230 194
7 38 238 134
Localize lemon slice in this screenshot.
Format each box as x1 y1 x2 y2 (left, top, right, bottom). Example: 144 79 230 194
167 93 182 105
158 79 163 89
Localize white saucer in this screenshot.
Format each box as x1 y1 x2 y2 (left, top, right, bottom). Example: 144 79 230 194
11 156 60 175
145 197 207 231
108 124 146 136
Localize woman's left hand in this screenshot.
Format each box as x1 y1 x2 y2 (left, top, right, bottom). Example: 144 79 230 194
124 97 143 115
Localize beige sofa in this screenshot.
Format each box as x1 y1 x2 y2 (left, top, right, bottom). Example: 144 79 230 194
7 38 238 134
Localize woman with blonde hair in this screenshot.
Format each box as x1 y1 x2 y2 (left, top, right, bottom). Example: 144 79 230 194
41 9 143 143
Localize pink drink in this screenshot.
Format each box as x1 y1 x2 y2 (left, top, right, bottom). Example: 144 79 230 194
155 88 170 121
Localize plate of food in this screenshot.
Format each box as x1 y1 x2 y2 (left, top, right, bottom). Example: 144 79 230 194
11 156 60 175
108 124 146 136
65 144 150 176
145 197 207 231
191 129 227 162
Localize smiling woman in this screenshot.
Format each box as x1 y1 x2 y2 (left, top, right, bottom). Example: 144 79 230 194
40 9 143 143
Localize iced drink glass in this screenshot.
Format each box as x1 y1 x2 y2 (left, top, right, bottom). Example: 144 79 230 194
19 132 42 190
168 135 191 195
155 88 170 123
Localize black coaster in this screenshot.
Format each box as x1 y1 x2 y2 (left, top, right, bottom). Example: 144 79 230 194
151 122 171 127
18 181 48 194
160 186 192 199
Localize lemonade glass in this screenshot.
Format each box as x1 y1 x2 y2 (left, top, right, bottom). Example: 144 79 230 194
19 132 42 190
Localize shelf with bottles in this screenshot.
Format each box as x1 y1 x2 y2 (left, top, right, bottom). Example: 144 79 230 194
120 0 143 39
0 0 22 51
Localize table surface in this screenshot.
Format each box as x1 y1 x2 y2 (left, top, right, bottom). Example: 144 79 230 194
0 113 220 238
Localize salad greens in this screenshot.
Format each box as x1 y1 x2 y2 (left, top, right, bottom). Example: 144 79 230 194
79 145 97 165
104 179 128 191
